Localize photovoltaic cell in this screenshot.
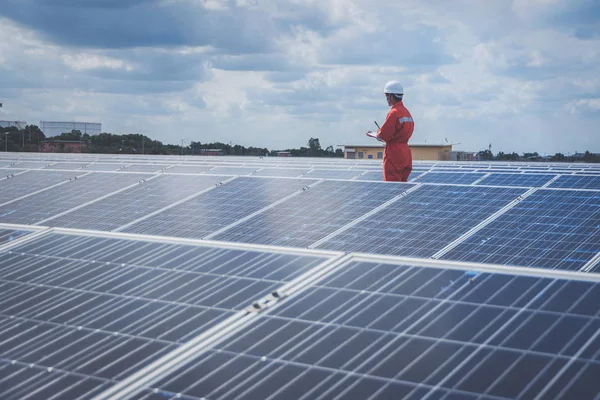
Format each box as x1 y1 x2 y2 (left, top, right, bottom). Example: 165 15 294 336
42 162 88 170
316 185 526 257
303 169 364 179
43 174 226 231
0 232 332 400
163 165 213 174
212 180 415 248
0 170 88 205
414 172 486 184
476 173 556 187
0 228 31 246
548 175 600 190
203 167 258 176
120 164 170 173
122 177 318 239
252 168 308 178
82 163 123 171
135 259 600 400
442 189 600 270
0 172 153 225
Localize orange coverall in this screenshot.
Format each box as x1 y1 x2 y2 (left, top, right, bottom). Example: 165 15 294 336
377 101 414 182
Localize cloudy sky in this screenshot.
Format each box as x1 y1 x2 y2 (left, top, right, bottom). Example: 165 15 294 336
1 0 598 154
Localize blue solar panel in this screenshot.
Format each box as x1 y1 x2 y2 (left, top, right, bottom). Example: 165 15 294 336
0 228 31 245
122 177 318 239
303 169 365 179
442 189 600 270
316 185 526 257
211 180 415 248
131 258 600 400
548 175 600 190
477 173 556 187
415 172 486 184
0 231 333 399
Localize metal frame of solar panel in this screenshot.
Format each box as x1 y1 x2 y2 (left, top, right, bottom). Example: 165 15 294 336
2 153 600 399
0 225 341 400
96 253 600 400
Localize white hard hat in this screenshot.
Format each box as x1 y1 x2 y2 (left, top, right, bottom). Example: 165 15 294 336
384 81 404 95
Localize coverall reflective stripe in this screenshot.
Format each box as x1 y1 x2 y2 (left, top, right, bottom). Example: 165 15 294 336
377 101 414 182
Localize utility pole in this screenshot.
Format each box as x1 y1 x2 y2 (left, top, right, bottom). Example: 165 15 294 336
142 137 145 155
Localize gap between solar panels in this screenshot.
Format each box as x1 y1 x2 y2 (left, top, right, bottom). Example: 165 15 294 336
308 183 424 250
34 174 163 226
113 176 239 233
0 171 93 208
201 179 326 241
431 187 540 260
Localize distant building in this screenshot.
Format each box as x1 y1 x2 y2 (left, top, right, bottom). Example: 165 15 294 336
42 139 85 153
439 150 476 162
340 143 455 161
276 151 292 157
0 120 27 129
40 121 101 137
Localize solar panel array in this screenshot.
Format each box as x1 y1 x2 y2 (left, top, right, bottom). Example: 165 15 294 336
1 152 600 399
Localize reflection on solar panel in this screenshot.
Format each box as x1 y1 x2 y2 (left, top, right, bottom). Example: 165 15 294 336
0 172 152 225
204 167 258 176
42 175 227 231
11 161 51 169
0 170 88 205
122 177 318 239
83 163 123 171
133 257 600 400
477 173 556 187
0 228 31 245
0 231 335 400
415 172 486 184
120 164 169 173
163 165 213 174
442 189 600 270
252 168 308 178
211 180 415 248
42 162 88 170
304 169 364 179
316 185 526 257
548 175 600 190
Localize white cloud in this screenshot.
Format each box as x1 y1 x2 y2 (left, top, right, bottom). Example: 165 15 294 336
0 1 599 155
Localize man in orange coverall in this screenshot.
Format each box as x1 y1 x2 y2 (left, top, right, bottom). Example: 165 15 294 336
366 81 414 182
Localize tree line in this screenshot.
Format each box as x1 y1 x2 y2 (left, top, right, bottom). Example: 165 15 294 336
1 124 598 162
476 149 600 163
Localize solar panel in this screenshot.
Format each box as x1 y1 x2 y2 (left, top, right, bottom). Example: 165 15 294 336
548 175 600 190
0 172 153 225
10 161 51 169
121 177 318 239
40 174 228 231
476 173 557 187
120 164 170 173
211 180 415 248
414 172 486 184
252 168 308 178
0 230 336 400
129 257 600 400
303 169 364 179
82 163 123 171
441 189 600 270
0 170 88 205
315 185 526 257
203 167 258 176
163 165 213 174
42 162 88 170
0 228 31 245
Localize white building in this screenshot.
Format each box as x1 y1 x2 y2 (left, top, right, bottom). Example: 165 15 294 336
40 121 102 137
0 120 27 129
